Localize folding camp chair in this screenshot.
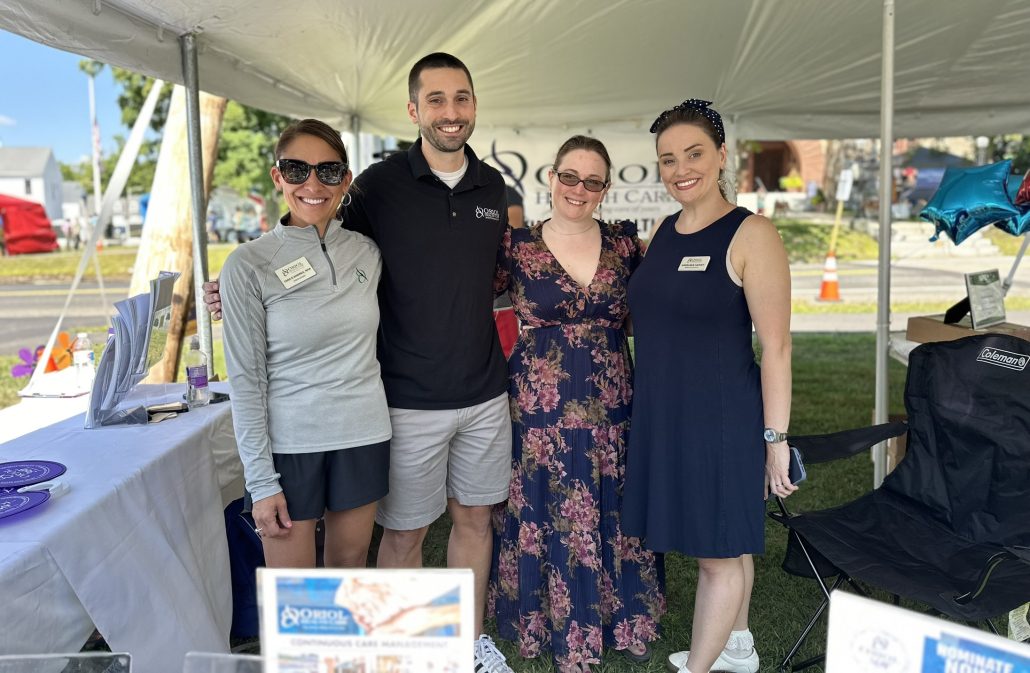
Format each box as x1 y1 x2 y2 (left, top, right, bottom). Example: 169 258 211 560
769 333 1030 672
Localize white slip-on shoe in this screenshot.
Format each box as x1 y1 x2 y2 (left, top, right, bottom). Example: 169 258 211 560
667 647 760 673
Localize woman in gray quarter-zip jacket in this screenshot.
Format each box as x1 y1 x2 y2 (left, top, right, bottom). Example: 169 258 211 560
220 119 392 569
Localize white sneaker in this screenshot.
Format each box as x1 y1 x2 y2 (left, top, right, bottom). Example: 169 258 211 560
667 647 760 673
474 634 515 673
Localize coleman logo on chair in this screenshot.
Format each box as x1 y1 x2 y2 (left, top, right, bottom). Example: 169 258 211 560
976 347 1029 371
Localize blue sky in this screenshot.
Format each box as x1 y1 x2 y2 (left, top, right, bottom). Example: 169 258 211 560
0 30 125 165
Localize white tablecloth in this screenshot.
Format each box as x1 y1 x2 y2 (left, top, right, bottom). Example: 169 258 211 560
0 394 90 445
0 383 243 673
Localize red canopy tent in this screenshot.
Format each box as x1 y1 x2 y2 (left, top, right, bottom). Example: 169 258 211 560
0 193 58 255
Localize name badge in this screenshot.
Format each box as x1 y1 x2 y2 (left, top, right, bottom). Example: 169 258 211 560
678 256 711 272
275 256 317 289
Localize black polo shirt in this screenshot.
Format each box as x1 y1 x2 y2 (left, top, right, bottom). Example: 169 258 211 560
340 138 509 410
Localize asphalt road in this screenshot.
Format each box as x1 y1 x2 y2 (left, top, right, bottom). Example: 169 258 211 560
0 281 128 355
2 255 1030 355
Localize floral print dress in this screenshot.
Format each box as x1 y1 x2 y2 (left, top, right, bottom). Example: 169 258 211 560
489 220 666 672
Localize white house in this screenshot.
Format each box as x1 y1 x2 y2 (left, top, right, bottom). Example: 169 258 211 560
0 147 64 220
62 181 87 221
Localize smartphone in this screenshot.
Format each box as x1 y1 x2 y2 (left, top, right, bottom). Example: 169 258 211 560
788 445 807 485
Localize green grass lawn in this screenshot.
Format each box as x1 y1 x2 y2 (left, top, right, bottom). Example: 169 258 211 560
792 295 1030 315
0 243 237 284
775 220 879 264
984 228 1028 256
0 333 951 671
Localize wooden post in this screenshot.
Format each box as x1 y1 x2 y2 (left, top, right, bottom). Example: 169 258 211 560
130 85 226 382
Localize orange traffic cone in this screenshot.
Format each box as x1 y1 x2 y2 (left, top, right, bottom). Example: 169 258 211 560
817 251 841 302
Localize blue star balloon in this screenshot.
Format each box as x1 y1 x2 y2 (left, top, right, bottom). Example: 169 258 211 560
1009 209 1030 237
1007 173 1023 203
920 160 1020 244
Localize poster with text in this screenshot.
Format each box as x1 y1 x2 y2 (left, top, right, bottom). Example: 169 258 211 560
826 591 1030 672
259 568 475 673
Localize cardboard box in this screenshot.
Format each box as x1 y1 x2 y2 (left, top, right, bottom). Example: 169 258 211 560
905 314 1030 344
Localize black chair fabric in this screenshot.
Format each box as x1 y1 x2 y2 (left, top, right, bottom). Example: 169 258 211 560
784 334 1030 621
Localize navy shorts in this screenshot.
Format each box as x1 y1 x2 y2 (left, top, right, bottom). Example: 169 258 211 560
245 440 390 521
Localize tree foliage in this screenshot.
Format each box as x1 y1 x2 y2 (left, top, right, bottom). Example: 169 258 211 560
989 135 1030 175
70 58 291 211
213 101 290 206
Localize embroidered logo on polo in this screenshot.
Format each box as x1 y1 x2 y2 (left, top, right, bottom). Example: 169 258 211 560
475 206 501 221
976 347 1028 371
355 268 368 283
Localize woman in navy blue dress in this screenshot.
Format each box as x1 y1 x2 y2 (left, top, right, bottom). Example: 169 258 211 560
622 100 794 673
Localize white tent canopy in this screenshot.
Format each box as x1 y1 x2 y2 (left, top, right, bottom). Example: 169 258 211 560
4 0 1030 140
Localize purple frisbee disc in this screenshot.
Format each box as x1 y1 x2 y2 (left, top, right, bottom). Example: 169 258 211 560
0 461 67 489
0 491 50 521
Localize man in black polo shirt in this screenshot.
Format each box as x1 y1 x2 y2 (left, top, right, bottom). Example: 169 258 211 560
203 52 514 673
341 55 513 671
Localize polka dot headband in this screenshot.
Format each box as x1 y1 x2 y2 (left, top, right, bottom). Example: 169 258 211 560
649 98 726 146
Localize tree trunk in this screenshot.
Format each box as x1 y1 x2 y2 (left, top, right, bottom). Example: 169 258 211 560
130 86 226 382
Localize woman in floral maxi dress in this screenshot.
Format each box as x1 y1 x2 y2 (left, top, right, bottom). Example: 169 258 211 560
489 136 666 673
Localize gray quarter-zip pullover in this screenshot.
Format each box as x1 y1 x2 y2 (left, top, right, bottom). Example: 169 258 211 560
221 219 391 502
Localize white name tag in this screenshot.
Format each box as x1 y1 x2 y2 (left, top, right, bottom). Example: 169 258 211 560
678 256 711 272
275 256 317 289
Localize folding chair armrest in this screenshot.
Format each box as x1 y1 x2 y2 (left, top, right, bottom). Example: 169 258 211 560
768 504 790 523
953 550 1020 605
788 420 908 464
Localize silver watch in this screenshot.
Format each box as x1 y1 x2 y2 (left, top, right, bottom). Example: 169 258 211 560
763 427 788 443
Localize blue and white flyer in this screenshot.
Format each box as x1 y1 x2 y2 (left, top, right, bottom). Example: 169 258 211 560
826 591 1030 672
258 568 474 673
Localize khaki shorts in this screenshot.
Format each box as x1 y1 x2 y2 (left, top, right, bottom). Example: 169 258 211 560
375 392 512 530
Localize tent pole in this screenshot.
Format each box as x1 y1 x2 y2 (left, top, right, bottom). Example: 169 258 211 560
1002 234 1030 295
180 32 213 363
351 114 363 175
873 0 895 488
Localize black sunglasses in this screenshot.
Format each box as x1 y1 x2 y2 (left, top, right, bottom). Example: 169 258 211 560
276 159 348 186
553 170 609 193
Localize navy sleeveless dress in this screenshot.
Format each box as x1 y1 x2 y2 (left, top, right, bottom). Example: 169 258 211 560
622 207 765 557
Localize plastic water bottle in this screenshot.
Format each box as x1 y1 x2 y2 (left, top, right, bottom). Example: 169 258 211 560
185 335 211 408
72 332 95 390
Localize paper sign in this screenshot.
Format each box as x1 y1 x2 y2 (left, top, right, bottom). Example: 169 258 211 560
259 568 474 673
826 591 1030 672
836 169 854 202
966 269 1006 329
